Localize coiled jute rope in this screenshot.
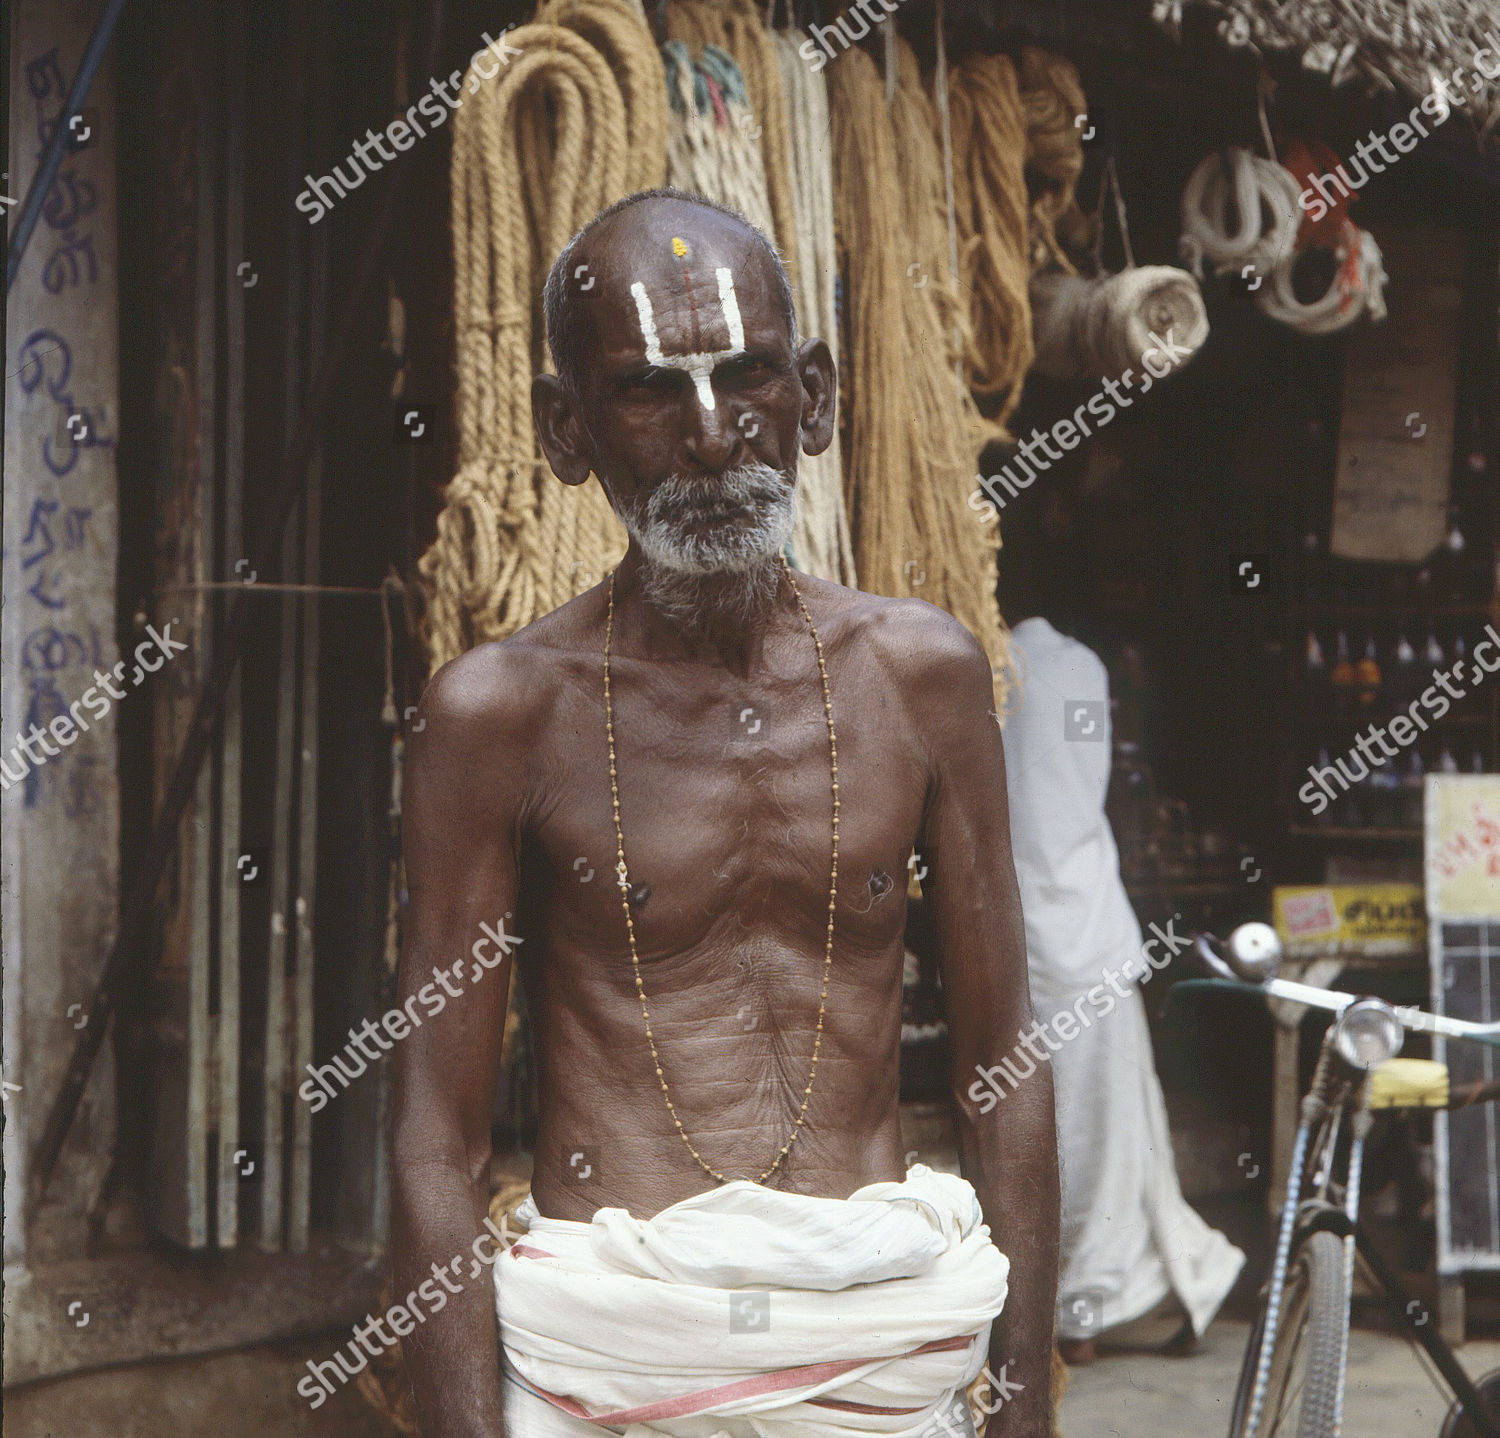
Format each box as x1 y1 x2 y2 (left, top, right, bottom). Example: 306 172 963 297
829 41 1014 709
946 51 1032 426
418 0 666 670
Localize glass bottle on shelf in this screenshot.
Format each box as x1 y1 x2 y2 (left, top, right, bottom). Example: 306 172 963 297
1368 758 1402 828
1402 748 1426 831
1438 741 1460 774
1330 630 1355 713
1437 507 1468 604
1355 633 1382 706
1302 628 1326 706
1312 746 1336 828
1425 627 1446 671
1393 628 1419 703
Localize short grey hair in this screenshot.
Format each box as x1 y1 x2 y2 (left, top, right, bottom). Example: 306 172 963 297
542 186 798 397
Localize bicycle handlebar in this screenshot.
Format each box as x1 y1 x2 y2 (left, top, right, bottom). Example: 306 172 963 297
1195 925 1500 1047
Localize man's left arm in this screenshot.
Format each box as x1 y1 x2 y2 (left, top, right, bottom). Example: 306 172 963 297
914 622 1059 1437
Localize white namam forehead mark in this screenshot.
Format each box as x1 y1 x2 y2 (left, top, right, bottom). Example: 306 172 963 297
628 257 747 413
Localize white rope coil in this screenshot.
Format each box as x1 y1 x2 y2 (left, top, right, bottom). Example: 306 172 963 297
1254 218 1388 334
1178 146 1302 281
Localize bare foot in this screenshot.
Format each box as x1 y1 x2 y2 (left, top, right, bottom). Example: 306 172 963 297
1059 1338 1097 1366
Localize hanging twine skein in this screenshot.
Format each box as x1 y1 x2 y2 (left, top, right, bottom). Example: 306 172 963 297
656 2 852 583
775 29 856 586
829 42 1015 710
1016 46 1093 270
418 0 667 672
945 50 1032 427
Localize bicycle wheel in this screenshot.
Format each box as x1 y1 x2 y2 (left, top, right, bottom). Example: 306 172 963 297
1439 1365 1500 1438
1229 1230 1349 1438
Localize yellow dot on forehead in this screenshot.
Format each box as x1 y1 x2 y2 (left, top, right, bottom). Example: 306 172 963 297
670 236 688 257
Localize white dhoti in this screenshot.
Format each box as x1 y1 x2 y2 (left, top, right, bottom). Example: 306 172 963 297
1001 617 1244 1343
494 1165 1009 1437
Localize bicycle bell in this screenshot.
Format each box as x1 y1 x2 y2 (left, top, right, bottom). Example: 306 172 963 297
1225 921 1282 982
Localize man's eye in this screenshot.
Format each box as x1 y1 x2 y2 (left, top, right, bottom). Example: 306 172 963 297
624 369 683 392
715 356 767 384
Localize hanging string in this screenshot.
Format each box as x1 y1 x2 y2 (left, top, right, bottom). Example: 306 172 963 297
884 13 897 105
1105 153 1135 270
1256 65 1278 165
932 0 962 388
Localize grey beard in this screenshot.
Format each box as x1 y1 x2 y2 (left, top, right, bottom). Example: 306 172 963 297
614 461 798 639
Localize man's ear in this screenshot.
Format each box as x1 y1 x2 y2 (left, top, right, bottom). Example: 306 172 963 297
532 373 594 486
795 337 837 458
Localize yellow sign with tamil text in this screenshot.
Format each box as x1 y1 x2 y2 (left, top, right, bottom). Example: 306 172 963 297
1273 884 1426 959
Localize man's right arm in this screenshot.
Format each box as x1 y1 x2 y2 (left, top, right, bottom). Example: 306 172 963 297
392 649 529 1438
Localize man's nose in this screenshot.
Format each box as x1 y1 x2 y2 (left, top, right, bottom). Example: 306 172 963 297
682 386 742 471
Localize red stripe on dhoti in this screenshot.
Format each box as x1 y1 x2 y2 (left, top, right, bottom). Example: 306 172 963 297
520 1334 974 1426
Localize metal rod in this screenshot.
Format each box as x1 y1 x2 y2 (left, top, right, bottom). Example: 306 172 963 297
153 581 386 596
5 0 130 290
27 0 449 1209
1354 1223 1500 1438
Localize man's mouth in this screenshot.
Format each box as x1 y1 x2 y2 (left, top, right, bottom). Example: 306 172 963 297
687 504 750 525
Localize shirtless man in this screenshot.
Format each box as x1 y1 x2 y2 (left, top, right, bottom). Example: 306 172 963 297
393 188 1058 1438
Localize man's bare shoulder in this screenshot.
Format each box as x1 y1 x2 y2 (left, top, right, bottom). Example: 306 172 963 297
413 590 603 755
805 578 990 690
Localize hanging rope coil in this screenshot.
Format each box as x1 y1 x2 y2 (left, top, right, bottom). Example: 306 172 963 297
828 41 1014 708
662 41 778 239
657 7 853 585
946 51 1033 424
1017 46 1092 271
1255 217 1388 334
1178 145 1302 282
419 2 667 670
774 29 855 585
1179 143 1387 336
662 0 800 298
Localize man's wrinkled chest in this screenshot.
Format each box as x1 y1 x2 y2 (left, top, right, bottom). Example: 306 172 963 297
526 677 929 963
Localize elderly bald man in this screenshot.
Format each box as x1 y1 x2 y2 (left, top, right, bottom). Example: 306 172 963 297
392 188 1058 1438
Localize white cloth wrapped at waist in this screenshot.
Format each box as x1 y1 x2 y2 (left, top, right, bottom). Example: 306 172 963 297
494 1164 1009 1437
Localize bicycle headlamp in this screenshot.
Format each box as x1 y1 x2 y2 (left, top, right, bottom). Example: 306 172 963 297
1333 997 1405 1070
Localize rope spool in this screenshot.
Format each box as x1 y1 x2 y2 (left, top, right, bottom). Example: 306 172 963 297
1030 265 1210 382
418 2 667 671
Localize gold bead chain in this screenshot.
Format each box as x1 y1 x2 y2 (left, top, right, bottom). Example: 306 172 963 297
603 553 840 1185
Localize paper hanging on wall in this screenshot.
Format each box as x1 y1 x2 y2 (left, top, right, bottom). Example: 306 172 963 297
1330 222 1461 563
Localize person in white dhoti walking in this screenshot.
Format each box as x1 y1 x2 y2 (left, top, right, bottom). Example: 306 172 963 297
990 475 1243 1365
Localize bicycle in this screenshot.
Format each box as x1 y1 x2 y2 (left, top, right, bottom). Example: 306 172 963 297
1177 922 1500 1438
